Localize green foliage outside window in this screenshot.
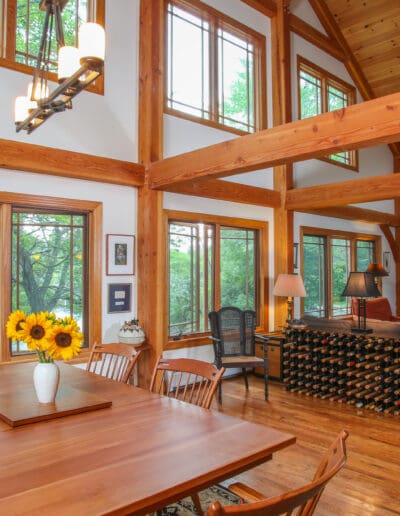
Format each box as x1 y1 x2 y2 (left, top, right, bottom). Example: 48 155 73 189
11 210 86 355
168 221 257 338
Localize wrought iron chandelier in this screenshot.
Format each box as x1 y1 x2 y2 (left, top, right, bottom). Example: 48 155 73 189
15 0 105 134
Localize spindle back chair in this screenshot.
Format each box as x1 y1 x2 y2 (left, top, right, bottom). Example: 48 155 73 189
86 342 140 384
150 357 225 409
206 429 348 516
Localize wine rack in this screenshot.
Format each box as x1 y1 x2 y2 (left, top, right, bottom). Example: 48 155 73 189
283 329 400 415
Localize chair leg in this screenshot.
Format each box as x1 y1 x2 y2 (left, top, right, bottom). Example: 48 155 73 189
242 368 249 390
264 368 268 400
218 381 222 403
191 492 203 515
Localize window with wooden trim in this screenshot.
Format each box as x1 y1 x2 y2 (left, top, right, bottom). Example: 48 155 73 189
167 212 267 339
0 193 102 363
298 56 358 170
165 0 266 134
301 227 379 318
0 0 104 93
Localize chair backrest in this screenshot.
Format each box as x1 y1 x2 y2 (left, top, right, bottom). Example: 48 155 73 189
206 430 348 516
208 306 256 357
351 296 393 321
86 342 139 384
150 357 225 409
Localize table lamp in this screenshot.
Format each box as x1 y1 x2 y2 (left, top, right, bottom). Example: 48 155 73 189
366 262 388 295
273 273 307 324
341 271 380 333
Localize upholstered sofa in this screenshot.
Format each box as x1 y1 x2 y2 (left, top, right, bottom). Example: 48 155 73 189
302 297 400 338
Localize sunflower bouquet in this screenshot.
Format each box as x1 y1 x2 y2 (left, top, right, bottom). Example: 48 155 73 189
6 310 83 362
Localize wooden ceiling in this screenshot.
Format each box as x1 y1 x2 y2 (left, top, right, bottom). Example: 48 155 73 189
324 0 400 99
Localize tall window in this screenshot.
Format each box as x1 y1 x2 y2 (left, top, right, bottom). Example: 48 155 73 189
0 0 104 91
11 209 87 356
298 56 357 170
167 212 265 339
301 228 379 318
0 193 102 363
166 0 266 134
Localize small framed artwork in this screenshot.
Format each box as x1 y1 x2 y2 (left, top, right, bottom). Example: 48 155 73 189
293 243 299 270
106 234 135 275
383 251 391 274
108 283 132 313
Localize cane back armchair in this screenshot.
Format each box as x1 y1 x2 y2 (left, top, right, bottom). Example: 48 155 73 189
208 307 268 402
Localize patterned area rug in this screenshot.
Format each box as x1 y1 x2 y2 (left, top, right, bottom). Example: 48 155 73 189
161 484 241 515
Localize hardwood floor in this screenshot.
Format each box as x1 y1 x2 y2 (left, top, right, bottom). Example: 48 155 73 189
211 376 400 515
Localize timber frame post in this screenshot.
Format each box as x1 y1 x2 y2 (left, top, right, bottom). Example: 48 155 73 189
137 0 165 386
272 0 294 330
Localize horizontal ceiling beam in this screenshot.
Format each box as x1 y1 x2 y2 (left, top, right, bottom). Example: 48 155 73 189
0 139 145 187
164 179 280 208
305 205 400 227
149 93 400 190
286 173 400 210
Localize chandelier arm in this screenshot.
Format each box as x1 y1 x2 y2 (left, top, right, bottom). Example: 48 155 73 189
31 3 52 101
16 62 102 134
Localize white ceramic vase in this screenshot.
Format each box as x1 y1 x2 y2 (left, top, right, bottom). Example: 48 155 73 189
33 362 60 403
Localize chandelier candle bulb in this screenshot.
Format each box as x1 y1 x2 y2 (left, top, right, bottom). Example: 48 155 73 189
79 23 105 63
14 96 31 123
27 81 49 101
58 46 81 82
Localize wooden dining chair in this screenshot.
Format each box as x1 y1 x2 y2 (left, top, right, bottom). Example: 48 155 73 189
150 356 225 409
206 430 348 516
151 357 225 515
86 342 141 384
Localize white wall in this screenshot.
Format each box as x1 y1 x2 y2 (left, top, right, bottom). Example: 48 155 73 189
0 1 141 343
0 169 138 343
0 0 139 162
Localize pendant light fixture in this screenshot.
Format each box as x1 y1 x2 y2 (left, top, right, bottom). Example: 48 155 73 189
14 0 105 134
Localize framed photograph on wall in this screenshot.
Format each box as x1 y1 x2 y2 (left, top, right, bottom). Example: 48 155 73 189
108 283 132 313
383 251 391 274
106 234 135 275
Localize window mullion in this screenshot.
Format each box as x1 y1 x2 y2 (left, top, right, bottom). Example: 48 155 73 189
214 224 221 310
209 16 218 123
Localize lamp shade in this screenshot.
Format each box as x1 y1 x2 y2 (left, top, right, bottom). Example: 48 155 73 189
79 22 105 63
273 274 307 297
366 262 389 277
341 272 381 298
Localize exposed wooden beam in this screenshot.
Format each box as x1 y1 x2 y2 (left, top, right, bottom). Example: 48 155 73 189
288 14 344 62
379 224 400 263
305 206 400 227
164 180 280 208
308 0 400 157
0 138 144 187
286 173 400 211
149 93 400 189
241 0 345 61
241 0 277 18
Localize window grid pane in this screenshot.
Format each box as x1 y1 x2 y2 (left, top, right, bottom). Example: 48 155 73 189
299 70 322 119
299 59 356 168
11 210 87 356
13 0 91 68
166 1 262 134
356 240 375 271
167 3 210 120
303 235 326 317
331 238 351 316
220 227 256 311
218 28 255 132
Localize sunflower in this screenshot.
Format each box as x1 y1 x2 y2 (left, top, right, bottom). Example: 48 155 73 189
19 312 53 352
6 310 27 341
47 323 83 360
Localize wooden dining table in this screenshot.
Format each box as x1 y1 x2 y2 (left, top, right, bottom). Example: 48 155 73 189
0 362 295 515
